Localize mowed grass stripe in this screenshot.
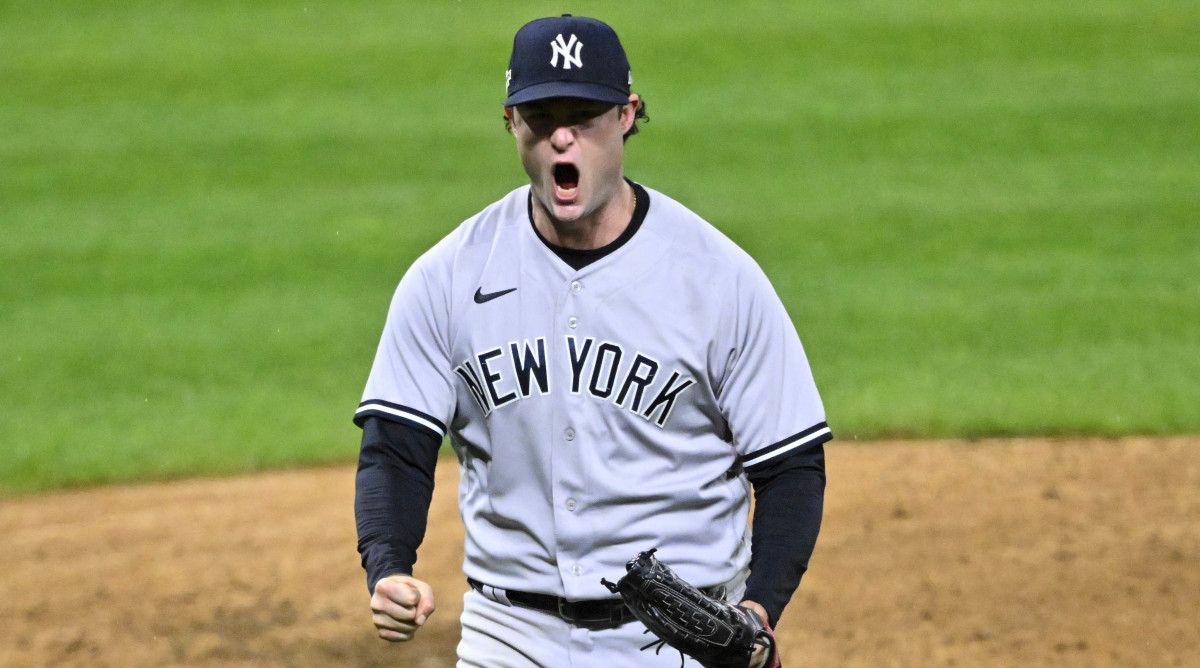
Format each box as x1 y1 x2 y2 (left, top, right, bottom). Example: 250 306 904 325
1 0 1197 493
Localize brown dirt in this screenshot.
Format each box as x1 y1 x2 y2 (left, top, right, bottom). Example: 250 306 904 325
1 437 1197 667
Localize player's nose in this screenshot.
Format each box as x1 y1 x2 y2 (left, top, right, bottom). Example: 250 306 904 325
549 124 576 151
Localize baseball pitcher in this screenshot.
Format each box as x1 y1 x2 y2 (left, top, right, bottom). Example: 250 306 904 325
354 15 830 667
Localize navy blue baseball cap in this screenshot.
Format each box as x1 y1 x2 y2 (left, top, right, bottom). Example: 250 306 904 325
504 15 632 107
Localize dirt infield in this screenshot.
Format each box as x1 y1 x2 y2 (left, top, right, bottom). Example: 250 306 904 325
1 437 1196 667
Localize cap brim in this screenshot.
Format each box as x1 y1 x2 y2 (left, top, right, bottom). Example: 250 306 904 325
505 81 630 107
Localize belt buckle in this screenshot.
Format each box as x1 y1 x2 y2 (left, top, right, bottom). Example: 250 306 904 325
556 598 579 623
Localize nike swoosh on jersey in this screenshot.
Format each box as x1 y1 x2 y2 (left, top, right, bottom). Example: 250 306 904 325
474 287 517 304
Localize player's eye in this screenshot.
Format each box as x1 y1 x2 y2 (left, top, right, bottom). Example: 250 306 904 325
573 106 608 124
521 116 551 134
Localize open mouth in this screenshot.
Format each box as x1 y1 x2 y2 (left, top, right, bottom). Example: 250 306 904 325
553 163 579 199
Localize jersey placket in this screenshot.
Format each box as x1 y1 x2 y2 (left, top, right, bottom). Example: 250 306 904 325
552 272 594 598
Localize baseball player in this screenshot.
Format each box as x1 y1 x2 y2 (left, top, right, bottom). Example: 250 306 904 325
354 15 829 667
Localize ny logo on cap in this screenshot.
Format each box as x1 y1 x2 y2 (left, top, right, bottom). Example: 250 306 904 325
549 33 583 69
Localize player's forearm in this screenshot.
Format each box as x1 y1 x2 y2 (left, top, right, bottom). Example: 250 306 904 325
354 416 441 592
743 443 826 626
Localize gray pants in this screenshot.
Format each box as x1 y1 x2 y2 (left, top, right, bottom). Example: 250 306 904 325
456 576 747 667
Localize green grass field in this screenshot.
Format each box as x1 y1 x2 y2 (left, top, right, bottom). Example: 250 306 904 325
2 0 1198 494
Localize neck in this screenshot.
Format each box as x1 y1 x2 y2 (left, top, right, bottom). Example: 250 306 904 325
533 180 636 250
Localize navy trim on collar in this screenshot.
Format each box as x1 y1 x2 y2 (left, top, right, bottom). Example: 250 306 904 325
529 179 650 271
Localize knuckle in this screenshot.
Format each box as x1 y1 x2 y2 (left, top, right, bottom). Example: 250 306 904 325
379 629 413 642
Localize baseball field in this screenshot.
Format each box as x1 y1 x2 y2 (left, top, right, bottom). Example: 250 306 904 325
2 0 1198 665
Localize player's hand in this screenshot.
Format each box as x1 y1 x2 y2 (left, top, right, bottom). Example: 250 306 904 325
370 575 436 642
740 600 771 668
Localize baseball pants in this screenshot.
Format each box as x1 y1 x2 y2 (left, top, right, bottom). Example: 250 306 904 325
456 576 747 667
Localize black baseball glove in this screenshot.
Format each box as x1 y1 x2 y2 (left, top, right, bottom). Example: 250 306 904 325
601 549 779 668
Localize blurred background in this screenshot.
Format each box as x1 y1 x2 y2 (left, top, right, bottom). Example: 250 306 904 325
3 0 1198 493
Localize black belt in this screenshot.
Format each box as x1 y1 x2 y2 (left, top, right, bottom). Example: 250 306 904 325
467 577 636 627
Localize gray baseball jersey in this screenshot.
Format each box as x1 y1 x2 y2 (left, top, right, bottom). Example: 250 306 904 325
356 184 829 600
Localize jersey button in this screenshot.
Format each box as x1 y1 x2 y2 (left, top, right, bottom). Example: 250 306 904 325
568 316 578 329
564 427 576 441
565 498 577 511
571 564 583 576
571 281 582 293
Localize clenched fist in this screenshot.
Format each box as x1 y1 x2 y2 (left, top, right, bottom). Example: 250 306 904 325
370 575 436 642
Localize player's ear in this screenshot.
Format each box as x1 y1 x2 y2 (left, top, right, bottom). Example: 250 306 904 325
619 95 640 134
504 107 516 136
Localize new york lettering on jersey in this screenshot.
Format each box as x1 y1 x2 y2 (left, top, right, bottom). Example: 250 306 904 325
453 335 695 427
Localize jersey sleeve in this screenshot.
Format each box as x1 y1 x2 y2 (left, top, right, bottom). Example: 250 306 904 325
716 261 831 472
354 255 455 439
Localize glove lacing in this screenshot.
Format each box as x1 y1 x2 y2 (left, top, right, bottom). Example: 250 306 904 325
637 627 775 668
638 628 686 668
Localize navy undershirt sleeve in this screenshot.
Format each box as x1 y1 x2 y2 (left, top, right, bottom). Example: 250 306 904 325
742 441 827 628
354 416 442 593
